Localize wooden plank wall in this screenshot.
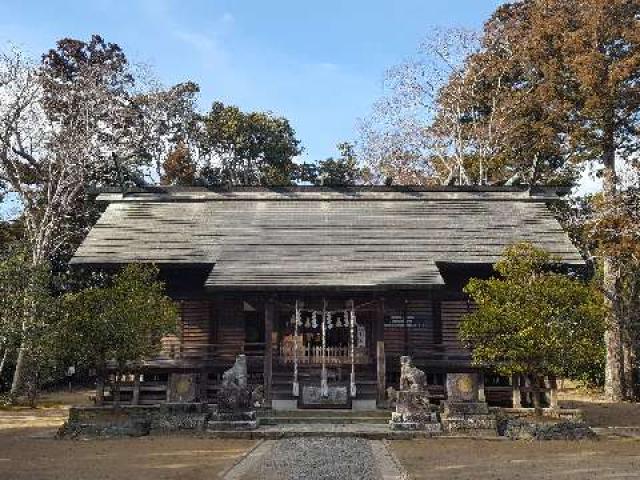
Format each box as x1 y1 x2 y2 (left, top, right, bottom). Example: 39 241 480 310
384 299 433 355
408 299 434 353
216 299 246 358
441 300 476 349
175 298 248 361
180 300 212 358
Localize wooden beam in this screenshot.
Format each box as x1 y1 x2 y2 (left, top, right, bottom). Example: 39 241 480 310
377 341 386 407
263 299 275 406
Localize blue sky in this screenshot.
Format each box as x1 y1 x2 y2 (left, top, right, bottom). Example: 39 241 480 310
0 0 505 163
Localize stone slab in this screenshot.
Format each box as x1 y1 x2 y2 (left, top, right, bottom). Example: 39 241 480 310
300 385 350 408
443 401 489 416
352 400 378 411
370 440 409 480
207 420 258 431
271 400 298 411
446 373 480 402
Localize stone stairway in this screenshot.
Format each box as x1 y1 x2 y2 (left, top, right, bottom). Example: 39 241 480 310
259 409 391 425
272 365 378 410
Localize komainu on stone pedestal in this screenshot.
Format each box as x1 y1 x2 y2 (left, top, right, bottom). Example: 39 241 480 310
399 355 427 391
389 356 441 433
218 354 251 411
209 354 257 430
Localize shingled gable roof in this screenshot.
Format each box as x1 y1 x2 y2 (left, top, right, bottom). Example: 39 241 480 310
70 186 583 290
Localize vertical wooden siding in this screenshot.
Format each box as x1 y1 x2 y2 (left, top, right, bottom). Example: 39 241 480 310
180 299 212 357
215 298 246 349
441 300 476 349
384 299 434 355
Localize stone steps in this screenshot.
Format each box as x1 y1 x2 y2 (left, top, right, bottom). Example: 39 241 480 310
205 423 444 440
259 416 390 425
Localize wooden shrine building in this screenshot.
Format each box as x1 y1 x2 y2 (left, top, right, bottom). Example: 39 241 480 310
70 186 583 409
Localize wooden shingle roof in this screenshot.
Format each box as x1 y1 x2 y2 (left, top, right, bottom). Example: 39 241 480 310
71 187 583 290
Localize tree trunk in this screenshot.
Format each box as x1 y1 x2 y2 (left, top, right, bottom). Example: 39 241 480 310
602 135 627 402
0 348 8 379
623 337 636 400
531 375 543 416
604 261 625 401
9 344 26 400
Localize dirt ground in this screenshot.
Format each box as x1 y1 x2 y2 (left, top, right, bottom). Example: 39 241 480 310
0 389 256 480
0 431 255 480
558 385 640 427
391 438 640 480
1 388 640 479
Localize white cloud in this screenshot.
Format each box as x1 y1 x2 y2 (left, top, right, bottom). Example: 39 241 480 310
220 12 235 25
173 31 217 53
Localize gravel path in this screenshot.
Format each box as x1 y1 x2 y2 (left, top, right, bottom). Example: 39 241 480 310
240 437 381 480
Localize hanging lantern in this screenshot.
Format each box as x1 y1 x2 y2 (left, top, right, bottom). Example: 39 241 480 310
326 311 333 330
311 311 318 329
304 314 311 329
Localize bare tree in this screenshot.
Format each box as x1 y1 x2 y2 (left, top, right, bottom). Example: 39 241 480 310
0 39 152 397
132 77 200 182
359 27 526 185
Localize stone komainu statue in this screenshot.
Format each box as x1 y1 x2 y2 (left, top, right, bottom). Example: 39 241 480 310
399 355 427 392
222 354 248 389
219 354 251 411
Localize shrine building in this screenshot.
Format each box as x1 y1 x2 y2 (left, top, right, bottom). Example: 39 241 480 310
70 185 583 410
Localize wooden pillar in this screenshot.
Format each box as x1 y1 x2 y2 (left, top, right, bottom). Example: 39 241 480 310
263 299 274 406
200 368 209 402
478 372 486 403
376 298 385 344
548 376 558 409
132 374 141 405
377 341 386 407
512 374 522 408
432 300 442 344
95 376 105 406
403 299 409 356
166 374 173 402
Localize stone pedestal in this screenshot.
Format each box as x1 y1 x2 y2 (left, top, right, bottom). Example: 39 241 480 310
300 384 350 408
441 373 496 436
389 391 441 433
212 355 258 430
207 410 257 431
